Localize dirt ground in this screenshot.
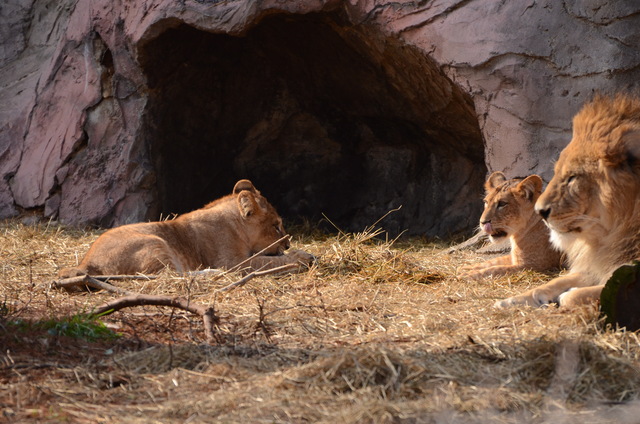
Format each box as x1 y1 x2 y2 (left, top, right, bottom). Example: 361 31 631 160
2 219 640 423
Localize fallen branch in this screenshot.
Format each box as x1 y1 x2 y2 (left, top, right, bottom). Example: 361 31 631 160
88 294 217 343
215 263 298 293
58 274 156 282
50 274 155 294
50 249 300 344
49 264 292 344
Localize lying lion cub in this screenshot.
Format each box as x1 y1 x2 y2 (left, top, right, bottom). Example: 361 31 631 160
59 180 315 277
460 172 561 280
496 94 640 308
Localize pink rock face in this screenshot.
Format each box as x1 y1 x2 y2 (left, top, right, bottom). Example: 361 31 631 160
1 0 639 236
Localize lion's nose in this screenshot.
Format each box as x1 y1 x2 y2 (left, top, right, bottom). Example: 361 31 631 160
537 206 551 220
480 220 492 233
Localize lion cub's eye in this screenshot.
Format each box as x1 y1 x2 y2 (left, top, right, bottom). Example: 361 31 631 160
274 225 283 235
567 175 576 184
497 201 507 209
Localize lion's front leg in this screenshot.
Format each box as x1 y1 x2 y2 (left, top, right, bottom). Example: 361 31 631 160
494 272 592 308
557 285 603 307
247 249 315 272
459 255 515 280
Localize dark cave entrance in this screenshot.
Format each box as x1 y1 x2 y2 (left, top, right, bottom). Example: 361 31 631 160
139 12 486 237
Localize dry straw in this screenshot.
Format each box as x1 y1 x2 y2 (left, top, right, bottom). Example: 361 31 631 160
2 218 640 423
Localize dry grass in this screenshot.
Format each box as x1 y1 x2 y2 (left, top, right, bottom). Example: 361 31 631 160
2 218 640 423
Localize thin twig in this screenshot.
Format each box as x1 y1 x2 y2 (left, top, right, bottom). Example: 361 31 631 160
67 275 156 282
51 275 151 295
215 263 298 293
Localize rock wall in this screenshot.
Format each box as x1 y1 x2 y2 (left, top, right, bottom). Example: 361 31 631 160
391 0 640 181
1 0 639 236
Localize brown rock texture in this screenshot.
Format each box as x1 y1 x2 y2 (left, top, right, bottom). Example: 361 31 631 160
1 0 639 236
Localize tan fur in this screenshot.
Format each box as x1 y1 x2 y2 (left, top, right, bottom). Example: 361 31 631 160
496 94 640 308
58 180 315 277
460 172 561 280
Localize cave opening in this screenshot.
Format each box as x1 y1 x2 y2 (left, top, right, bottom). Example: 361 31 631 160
139 12 486 237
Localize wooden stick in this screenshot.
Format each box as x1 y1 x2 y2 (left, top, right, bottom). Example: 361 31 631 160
58 274 156 283
51 275 153 294
89 294 217 343
215 263 298 293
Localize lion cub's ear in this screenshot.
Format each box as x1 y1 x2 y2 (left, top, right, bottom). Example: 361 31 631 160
485 171 507 191
237 191 259 218
233 179 258 195
516 175 543 201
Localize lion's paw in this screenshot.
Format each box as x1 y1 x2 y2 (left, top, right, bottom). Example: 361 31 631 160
531 289 557 306
494 298 514 309
494 292 551 309
288 249 316 266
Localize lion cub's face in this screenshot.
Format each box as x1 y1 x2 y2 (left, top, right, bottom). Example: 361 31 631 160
479 172 543 242
234 180 291 256
251 201 290 256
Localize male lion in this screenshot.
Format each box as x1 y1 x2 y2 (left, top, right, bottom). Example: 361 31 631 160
460 172 562 280
496 94 640 308
58 180 315 277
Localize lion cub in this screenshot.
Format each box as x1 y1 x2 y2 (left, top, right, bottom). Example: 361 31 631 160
59 180 315 277
460 172 562 280
496 94 640 308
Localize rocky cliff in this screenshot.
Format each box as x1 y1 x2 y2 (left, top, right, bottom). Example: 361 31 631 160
1 0 639 236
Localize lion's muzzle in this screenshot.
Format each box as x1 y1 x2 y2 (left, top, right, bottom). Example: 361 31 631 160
536 205 551 221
